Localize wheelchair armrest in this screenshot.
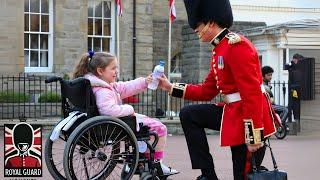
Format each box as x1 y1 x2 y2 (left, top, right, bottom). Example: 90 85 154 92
119 116 138 133
119 116 151 138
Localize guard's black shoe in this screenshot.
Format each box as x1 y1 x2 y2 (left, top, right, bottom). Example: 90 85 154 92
196 175 208 180
197 175 219 180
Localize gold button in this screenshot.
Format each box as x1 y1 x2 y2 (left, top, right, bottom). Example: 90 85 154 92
213 64 216 68
213 69 217 74
212 51 216 55
220 90 223 93
215 76 218 80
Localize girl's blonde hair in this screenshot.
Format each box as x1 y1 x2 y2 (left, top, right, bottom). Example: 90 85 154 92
73 52 116 78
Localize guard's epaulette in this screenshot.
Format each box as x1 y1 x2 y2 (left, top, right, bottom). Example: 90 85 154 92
225 32 241 44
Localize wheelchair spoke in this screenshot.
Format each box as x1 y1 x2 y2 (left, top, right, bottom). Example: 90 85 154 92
111 129 123 143
74 142 90 153
77 133 98 151
72 153 109 178
91 127 100 148
105 126 117 146
110 132 125 147
99 124 104 145
57 166 64 173
53 160 63 166
110 140 135 155
86 131 100 150
67 120 139 180
103 124 109 146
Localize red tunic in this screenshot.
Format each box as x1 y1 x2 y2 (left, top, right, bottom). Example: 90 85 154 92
6 155 41 168
183 33 278 146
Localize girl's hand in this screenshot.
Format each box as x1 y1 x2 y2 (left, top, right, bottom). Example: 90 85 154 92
145 74 153 84
157 74 173 92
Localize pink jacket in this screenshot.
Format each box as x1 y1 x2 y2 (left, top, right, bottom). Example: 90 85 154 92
84 74 147 117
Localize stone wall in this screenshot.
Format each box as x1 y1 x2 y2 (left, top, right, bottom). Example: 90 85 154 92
181 25 211 82
119 0 154 79
153 19 186 75
180 21 267 82
0 0 24 75
54 0 88 76
152 0 187 21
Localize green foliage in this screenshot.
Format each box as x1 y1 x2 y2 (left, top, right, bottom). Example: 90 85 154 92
38 92 61 103
63 73 70 80
0 91 30 103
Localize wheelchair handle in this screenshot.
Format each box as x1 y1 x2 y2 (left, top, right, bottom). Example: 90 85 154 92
69 77 87 86
45 76 63 83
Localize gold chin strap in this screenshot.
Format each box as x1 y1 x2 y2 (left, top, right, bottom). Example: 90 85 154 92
199 23 210 39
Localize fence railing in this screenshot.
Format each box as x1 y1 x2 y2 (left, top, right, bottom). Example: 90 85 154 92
0 75 288 120
0 75 60 119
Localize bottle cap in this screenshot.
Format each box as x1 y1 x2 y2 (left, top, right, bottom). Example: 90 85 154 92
159 61 165 66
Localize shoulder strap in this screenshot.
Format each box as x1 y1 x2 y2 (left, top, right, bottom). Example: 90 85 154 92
251 139 278 172
267 139 278 170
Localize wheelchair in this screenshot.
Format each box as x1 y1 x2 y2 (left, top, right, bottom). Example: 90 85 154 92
44 76 174 180
273 104 290 140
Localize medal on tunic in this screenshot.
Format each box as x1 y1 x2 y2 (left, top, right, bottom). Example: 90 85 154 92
218 56 224 69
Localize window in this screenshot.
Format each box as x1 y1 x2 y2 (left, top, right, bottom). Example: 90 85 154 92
24 0 53 72
282 48 287 70
88 0 115 53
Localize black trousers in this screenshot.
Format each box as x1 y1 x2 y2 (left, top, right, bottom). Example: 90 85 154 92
179 104 266 180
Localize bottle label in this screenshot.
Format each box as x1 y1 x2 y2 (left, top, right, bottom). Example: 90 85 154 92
153 72 163 78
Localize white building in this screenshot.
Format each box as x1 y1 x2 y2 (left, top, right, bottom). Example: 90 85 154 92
229 1 320 117
231 0 320 25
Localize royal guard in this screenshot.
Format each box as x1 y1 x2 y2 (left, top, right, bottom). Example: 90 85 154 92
5 123 41 168
158 0 280 179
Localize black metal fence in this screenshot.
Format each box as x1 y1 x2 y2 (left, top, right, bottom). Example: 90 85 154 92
0 75 288 120
0 75 60 119
270 81 289 106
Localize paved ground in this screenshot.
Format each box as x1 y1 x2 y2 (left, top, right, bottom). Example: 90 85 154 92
1 118 320 180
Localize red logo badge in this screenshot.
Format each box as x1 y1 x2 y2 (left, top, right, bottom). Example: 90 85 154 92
4 123 42 177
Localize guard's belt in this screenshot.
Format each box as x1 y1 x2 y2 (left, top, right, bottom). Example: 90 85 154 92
222 84 266 104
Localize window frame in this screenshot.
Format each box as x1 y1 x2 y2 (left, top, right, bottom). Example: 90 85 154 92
24 0 53 73
87 0 115 54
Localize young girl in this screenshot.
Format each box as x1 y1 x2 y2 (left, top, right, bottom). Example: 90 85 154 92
73 51 177 175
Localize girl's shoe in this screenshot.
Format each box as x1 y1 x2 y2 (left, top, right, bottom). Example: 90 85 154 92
160 163 179 175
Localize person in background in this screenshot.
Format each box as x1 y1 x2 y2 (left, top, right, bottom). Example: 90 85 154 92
262 66 288 121
284 53 304 122
262 66 275 103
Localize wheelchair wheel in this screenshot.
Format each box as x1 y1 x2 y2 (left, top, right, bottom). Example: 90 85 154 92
275 125 287 140
63 116 139 180
45 127 67 180
140 172 160 180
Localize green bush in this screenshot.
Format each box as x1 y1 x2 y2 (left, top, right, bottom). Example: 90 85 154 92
63 73 70 80
0 91 30 103
38 92 61 103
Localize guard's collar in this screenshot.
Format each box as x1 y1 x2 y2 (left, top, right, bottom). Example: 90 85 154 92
210 28 230 47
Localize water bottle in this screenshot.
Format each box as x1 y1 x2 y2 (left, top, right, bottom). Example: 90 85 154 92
148 61 165 90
